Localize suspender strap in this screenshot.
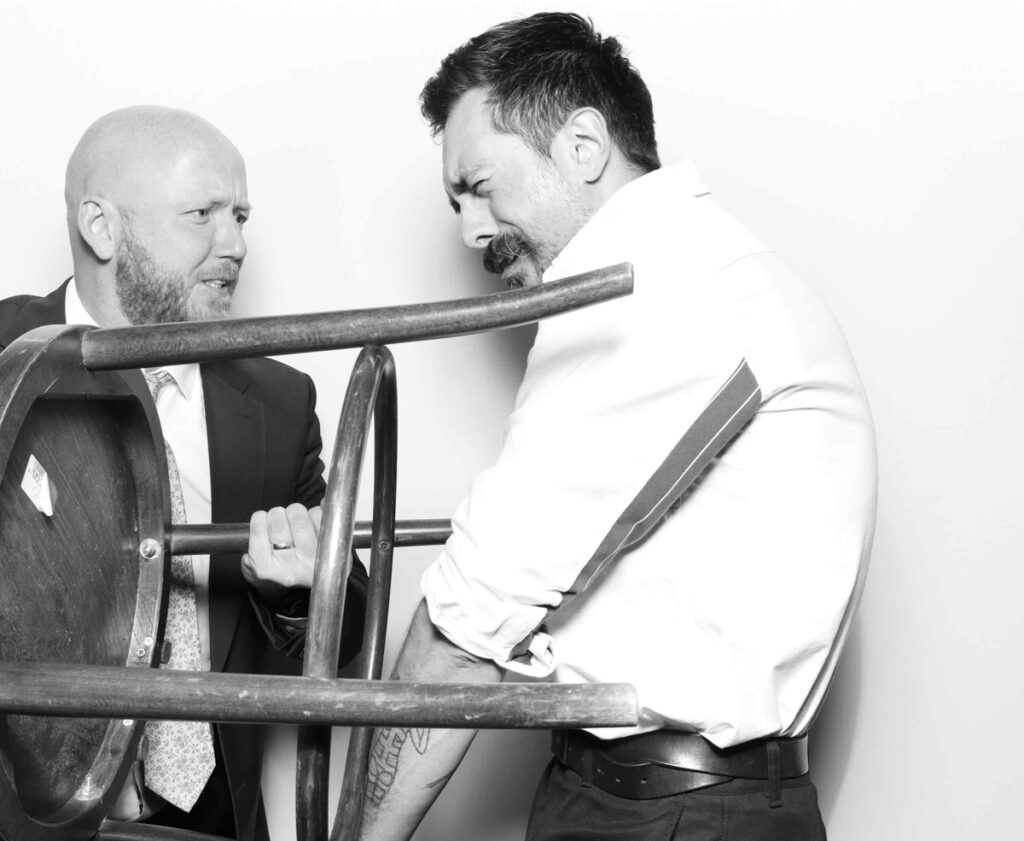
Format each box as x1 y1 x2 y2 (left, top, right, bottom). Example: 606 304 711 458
559 359 761 608
510 358 761 669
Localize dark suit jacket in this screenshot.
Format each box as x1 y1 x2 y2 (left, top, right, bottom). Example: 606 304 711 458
0 282 366 840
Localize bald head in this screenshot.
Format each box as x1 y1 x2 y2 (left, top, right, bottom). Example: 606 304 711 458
66 106 241 235
66 106 250 327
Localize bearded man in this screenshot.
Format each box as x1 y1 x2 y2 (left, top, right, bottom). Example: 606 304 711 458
0 106 366 840
339 12 876 841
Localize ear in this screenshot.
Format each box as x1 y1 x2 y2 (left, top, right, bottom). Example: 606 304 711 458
552 107 611 184
76 198 119 262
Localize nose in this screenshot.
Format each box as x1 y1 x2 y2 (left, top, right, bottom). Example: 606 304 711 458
460 201 498 250
216 216 247 263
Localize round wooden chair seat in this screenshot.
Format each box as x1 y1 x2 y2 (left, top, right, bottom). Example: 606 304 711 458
0 325 167 841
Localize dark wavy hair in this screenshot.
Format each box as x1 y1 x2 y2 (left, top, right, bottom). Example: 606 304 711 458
421 12 660 173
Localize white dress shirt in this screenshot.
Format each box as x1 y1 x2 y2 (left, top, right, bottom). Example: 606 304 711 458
421 162 877 747
65 279 213 670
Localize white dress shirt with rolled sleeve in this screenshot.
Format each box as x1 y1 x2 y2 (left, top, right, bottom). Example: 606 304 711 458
421 162 877 747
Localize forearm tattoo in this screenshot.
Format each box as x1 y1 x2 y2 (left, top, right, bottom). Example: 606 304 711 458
365 727 430 806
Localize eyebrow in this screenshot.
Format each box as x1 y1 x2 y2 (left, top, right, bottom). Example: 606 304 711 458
215 194 252 214
443 165 480 215
203 193 252 211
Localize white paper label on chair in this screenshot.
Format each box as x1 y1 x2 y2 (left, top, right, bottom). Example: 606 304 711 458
21 454 54 517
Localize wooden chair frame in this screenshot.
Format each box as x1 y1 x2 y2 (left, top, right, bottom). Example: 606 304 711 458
0 266 636 841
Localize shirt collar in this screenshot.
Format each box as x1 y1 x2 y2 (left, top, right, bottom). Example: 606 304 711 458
66 276 202 402
64 276 94 327
544 161 710 283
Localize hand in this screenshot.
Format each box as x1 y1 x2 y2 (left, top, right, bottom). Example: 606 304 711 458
243 503 322 592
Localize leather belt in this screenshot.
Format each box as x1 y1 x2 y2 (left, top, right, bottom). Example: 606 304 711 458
551 729 809 800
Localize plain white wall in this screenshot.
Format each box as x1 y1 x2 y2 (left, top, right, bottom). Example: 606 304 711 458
2 1 1022 839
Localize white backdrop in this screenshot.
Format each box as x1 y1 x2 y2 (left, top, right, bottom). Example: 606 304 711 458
2 1 1022 839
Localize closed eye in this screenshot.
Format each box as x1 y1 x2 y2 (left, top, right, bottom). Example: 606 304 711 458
446 173 488 215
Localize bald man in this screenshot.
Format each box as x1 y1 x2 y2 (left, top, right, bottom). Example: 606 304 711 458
0 106 366 839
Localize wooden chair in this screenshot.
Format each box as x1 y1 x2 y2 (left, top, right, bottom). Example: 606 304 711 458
0 267 636 841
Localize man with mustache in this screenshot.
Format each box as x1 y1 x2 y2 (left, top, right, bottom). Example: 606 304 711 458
347 12 876 841
258 12 876 841
0 106 366 839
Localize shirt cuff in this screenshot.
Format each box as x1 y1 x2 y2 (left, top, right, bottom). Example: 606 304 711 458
246 582 310 659
422 560 557 677
502 632 557 678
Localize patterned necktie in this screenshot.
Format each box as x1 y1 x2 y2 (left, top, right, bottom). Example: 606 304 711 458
142 370 216 813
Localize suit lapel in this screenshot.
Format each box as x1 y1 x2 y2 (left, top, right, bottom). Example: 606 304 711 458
202 363 266 672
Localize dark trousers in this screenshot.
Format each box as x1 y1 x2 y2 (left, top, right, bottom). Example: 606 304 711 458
525 758 827 841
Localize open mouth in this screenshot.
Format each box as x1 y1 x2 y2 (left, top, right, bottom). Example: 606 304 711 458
201 277 236 292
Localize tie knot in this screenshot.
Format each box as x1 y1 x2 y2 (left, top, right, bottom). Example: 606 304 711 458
144 369 176 401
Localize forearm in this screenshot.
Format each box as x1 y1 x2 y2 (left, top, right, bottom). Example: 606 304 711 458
360 724 475 841
359 601 502 841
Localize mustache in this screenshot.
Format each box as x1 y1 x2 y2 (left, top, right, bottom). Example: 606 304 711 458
483 230 533 277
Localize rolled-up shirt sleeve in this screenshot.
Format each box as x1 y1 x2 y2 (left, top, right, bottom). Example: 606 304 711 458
424 164 875 742
422 260 749 675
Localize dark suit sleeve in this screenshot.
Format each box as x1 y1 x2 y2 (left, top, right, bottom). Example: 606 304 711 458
292 373 328 507
248 372 368 667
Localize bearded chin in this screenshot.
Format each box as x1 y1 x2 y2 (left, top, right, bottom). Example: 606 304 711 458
115 230 231 324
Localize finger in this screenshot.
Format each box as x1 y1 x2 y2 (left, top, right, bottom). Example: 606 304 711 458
266 506 294 549
248 510 269 557
240 552 259 587
309 505 323 534
286 503 318 555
